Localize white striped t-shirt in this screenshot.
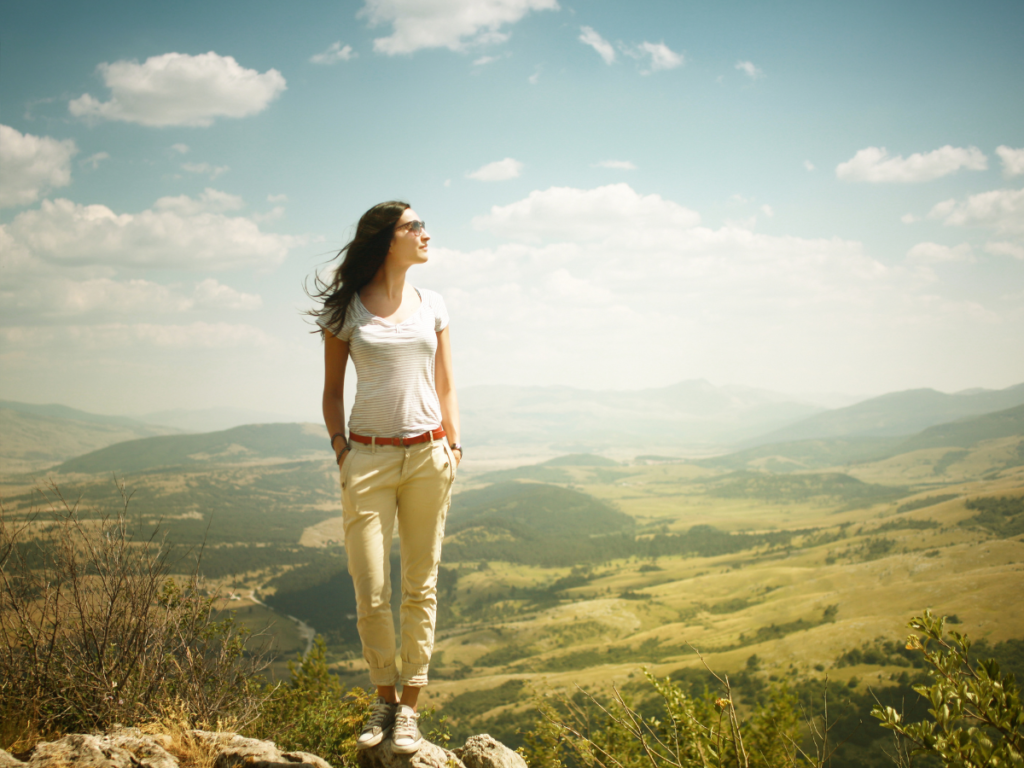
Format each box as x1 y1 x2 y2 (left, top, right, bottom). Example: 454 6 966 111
319 287 449 439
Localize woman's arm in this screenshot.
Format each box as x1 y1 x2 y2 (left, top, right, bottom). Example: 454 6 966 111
323 331 350 466
434 325 461 465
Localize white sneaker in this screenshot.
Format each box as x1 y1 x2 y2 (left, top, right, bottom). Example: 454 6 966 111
391 704 423 754
356 698 397 750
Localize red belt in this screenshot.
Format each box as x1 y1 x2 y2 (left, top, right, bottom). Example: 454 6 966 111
348 428 446 447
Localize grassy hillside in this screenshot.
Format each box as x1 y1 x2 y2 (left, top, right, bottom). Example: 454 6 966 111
748 382 1024 444
894 403 1024 453
701 403 1024 475
4 401 1023 768
55 422 331 474
0 406 179 474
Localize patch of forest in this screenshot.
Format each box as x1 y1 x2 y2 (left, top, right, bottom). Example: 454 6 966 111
704 470 906 508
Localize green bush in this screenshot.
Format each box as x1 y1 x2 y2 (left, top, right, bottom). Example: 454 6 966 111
249 636 373 767
872 610 1023 767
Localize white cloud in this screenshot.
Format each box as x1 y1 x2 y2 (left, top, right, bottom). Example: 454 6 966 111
359 0 559 55
528 67 541 84
310 42 356 64
81 152 110 170
593 160 636 170
267 193 288 203
0 322 274 350
929 188 1024 235
472 55 499 66
760 204 774 217
155 188 244 215
901 213 919 224
0 125 77 208
803 160 814 171
192 278 262 309
985 241 1024 260
171 143 190 154
418 184 947 392
68 52 286 127
836 145 988 183
996 146 1024 177
735 60 764 79
467 157 523 181
3 191 300 271
579 26 615 64
906 242 974 264
623 41 684 74
1 275 261 324
182 161 230 179
472 183 700 242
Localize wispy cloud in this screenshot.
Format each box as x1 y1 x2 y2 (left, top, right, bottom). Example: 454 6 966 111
182 161 229 179
625 41 684 74
593 160 636 170
310 42 356 64
80 152 110 170
907 242 974 264
579 26 615 64
360 0 559 55
735 60 764 79
836 145 987 183
803 160 815 171
69 52 286 127
467 157 523 181
473 55 499 66
929 187 1024 235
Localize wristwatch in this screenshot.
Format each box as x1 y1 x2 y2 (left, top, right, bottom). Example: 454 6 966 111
449 442 463 455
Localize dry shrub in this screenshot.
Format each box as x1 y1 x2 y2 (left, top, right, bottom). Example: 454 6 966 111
0 481 272 748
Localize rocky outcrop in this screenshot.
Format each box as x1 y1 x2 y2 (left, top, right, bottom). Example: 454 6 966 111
454 735 527 768
1 729 524 768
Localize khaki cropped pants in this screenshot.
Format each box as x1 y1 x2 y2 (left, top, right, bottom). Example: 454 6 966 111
340 437 455 687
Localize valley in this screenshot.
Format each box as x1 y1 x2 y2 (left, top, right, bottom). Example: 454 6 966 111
2 390 1023 764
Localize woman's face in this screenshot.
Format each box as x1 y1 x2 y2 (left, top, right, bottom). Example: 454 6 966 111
388 208 430 267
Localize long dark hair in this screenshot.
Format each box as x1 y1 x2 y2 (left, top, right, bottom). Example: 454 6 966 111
308 200 410 335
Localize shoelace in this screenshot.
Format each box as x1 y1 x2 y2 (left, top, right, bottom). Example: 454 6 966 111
366 702 393 729
393 710 418 738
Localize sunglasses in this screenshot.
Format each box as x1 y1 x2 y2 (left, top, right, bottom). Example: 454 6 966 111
397 220 427 234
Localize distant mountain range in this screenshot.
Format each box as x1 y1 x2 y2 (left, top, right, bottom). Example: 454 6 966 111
140 407 298 433
55 423 330 475
459 380 842 449
745 384 1024 446
3 380 1022 475
0 401 179 473
701 403 1024 473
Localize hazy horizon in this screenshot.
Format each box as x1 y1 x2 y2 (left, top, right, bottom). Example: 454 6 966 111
2 0 1022 422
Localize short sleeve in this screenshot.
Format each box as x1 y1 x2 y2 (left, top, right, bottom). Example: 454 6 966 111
317 306 355 341
426 289 449 332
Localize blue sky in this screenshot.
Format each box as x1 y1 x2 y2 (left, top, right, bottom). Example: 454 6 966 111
1 0 1022 422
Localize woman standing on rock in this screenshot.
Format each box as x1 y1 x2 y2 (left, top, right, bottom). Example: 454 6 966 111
312 201 461 754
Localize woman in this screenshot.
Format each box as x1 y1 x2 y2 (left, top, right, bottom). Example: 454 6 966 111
314 201 461 754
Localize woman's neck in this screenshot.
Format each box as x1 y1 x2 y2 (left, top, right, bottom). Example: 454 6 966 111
367 262 411 302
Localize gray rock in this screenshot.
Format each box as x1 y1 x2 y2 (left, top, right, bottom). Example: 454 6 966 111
189 731 332 768
26 734 136 768
355 737 465 768
454 735 527 768
0 749 25 767
104 729 178 768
